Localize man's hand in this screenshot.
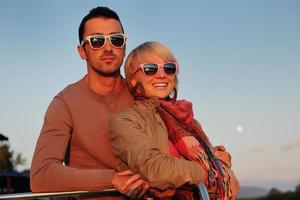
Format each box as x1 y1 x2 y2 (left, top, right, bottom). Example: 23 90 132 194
214 145 232 168
214 146 239 199
227 168 240 200
112 170 149 199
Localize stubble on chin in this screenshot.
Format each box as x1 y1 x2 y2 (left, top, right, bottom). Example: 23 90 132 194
91 65 121 77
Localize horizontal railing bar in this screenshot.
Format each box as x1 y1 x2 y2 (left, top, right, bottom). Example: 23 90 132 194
0 189 119 199
0 183 210 200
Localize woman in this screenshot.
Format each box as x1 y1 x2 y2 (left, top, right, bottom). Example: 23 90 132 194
109 41 239 199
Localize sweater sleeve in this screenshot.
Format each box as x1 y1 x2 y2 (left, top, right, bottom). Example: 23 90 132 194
109 112 208 190
30 97 114 192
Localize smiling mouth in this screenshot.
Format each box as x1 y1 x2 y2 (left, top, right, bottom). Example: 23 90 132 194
152 83 168 88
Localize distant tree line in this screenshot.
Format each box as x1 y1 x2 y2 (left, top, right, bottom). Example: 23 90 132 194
0 133 26 172
239 184 300 200
0 133 29 194
0 144 26 172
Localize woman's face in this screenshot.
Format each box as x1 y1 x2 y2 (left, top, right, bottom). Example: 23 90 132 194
131 55 176 99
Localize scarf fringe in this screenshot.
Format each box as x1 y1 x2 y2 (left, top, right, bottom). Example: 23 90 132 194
157 101 229 200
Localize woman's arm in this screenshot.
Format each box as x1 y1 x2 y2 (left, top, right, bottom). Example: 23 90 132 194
109 113 207 190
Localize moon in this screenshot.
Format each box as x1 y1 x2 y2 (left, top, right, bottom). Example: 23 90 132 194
236 125 244 134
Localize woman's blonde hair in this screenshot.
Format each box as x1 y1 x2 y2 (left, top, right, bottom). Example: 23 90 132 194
125 41 178 89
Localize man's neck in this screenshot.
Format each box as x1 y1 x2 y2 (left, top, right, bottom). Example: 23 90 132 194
85 72 123 96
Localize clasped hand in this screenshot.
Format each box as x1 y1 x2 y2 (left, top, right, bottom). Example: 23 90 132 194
112 170 150 199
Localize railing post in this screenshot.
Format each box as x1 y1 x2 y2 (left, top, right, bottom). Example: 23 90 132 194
198 183 210 200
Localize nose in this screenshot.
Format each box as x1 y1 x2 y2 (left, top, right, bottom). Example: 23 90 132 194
103 38 113 51
156 66 165 78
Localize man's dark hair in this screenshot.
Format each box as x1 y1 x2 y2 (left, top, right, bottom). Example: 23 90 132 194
78 7 124 43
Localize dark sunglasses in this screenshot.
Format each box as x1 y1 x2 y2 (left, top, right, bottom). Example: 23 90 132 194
81 33 127 49
138 62 178 76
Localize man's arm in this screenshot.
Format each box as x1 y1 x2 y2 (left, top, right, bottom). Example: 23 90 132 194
31 97 115 191
31 97 149 198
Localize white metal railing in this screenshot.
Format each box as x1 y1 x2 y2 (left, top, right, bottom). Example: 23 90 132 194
0 183 210 200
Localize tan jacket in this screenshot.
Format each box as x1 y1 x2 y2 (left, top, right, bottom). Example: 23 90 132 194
109 98 207 191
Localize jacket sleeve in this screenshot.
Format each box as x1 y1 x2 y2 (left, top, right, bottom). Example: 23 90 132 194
30 97 114 192
109 113 207 190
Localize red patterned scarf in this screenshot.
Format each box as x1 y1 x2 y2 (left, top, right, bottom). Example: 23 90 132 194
157 100 227 200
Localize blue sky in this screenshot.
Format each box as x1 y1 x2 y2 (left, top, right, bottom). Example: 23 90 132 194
0 0 299 191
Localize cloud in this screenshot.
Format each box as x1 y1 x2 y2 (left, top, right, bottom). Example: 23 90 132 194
281 139 300 151
250 144 265 152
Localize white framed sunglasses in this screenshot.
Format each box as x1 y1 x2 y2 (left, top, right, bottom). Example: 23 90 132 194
81 33 127 49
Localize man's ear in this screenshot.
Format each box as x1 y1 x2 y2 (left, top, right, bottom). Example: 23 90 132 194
77 45 87 60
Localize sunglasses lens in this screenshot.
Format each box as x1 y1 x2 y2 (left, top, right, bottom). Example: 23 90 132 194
163 63 177 75
143 64 158 76
90 36 105 49
110 34 126 47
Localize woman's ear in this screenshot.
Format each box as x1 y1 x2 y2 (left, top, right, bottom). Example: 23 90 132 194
131 81 145 98
130 78 137 88
77 45 87 60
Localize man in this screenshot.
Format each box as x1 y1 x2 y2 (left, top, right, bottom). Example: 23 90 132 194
30 7 148 199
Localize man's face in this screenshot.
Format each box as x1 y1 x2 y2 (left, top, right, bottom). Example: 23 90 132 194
79 17 125 76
